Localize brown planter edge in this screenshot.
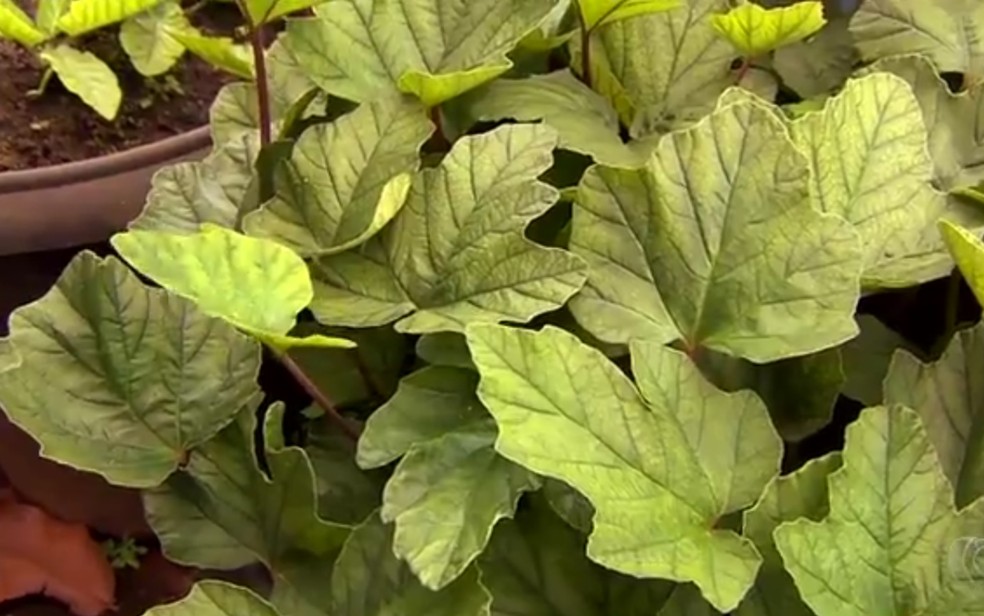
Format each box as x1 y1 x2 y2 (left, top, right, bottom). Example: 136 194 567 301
0 126 212 256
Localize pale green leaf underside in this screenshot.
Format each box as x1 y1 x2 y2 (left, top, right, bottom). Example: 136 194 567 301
577 0 679 31
146 406 349 570
119 1 187 76
0 253 261 488
479 496 680 616
885 314 984 510
460 69 648 167
42 45 121 120
849 0 984 75
737 453 841 616
331 512 492 616
284 0 555 106
774 405 984 616
791 72 951 287
569 97 861 362
111 225 351 350
147 581 278 616
57 0 162 35
712 1 826 58
309 124 587 335
467 324 782 612
583 0 734 130
0 0 46 46
244 98 433 256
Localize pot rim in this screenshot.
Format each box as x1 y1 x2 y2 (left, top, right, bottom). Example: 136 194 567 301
0 125 212 194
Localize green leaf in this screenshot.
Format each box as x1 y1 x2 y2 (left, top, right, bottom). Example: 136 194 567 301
578 0 734 130
119 0 187 76
479 495 690 616
415 333 474 370
36 0 69 33
466 324 783 612
849 0 984 75
284 0 556 106
243 98 433 256
169 28 254 79
0 340 20 374
331 512 492 616
840 314 916 406
41 45 121 120
773 17 858 99
576 0 678 31
357 366 486 468
57 0 162 36
542 478 594 534
941 220 984 309
146 404 349 582
884 321 984 509
243 0 324 24
309 124 587 334
0 252 261 488
774 405 984 616
790 72 951 287
519 0 574 51
459 69 649 167
146 581 278 616
695 348 843 442
359 366 537 589
209 82 263 144
111 225 353 352
711 1 826 58
305 418 385 526
0 0 46 46
736 453 841 616
569 96 861 362
866 55 984 190
130 133 259 233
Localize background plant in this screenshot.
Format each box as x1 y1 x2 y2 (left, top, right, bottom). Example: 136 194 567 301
5 0 984 614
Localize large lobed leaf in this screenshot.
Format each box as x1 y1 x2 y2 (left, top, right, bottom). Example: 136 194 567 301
466 324 783 612
284 0 556 106
569 94 861 362
711 0 826 58
244 98 433 256
358 365 538 590
0 253 261 488
146 581 277 616
775 405 984 616
57 0 163 36
790 72 954 287
310 123 587 334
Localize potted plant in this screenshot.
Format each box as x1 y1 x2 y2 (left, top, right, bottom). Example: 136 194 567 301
4 0 984 614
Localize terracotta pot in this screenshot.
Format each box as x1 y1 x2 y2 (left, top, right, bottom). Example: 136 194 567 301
0 127 211 256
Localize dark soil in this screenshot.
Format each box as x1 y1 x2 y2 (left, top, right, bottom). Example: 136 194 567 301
0 1 244 172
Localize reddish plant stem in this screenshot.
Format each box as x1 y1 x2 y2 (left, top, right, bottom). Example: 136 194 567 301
251 24 272 147
579 12 592 88
735 57 751 85
428 106 451 151
278 353 360 441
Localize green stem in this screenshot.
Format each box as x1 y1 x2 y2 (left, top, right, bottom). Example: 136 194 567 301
26 66 53 98
578 11 592 88
933 268 963 358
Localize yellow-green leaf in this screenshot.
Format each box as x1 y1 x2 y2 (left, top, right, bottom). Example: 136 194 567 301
111 224 353 352
577 0 679 31
0 0 46 45
940 220 984 309
57 0 162 36
169 28 254 79
712 0 826 58
42 45 121 120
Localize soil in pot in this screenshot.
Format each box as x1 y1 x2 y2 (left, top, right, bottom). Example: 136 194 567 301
0 0 242 171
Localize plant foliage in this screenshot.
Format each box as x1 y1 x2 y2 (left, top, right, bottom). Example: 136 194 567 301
8 0 984 614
